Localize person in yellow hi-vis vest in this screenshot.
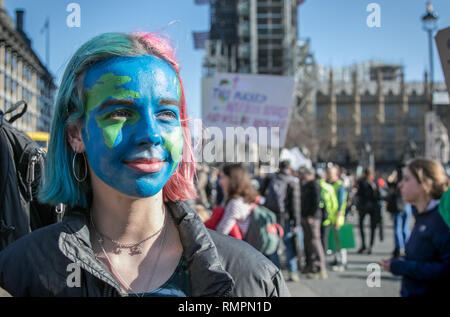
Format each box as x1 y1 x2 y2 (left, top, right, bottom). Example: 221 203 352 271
316 169 338 279
327 166 348 272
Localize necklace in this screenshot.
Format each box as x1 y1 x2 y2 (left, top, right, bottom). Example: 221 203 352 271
90 205 169 296
91 207 165 255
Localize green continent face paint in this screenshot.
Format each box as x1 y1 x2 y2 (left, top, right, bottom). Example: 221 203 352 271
85 72 141 142
95 109 140 148
162 126 183 174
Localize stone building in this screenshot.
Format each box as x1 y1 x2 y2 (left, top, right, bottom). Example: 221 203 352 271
309 61 447 170
0 2 56 132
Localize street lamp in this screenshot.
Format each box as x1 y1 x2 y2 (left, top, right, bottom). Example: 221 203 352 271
421 1 439 111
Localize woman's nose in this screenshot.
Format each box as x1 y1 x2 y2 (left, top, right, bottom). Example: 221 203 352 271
134 114 163 146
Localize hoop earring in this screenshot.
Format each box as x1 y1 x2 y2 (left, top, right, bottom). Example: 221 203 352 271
72 152 87 183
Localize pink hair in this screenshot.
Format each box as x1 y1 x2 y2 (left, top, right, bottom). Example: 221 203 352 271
133 32 197 202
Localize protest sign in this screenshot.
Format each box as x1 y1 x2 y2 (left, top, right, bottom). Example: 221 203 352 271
202 73 295 148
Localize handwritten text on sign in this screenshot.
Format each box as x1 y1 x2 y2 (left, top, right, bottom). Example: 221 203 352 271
202 73 295 147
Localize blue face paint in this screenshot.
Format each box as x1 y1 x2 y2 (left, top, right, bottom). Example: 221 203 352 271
82 55 183 197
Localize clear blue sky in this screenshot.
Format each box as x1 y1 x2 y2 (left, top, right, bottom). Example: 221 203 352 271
5 0 450 119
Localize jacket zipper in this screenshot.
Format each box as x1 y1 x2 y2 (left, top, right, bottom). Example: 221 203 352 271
103 284 120 297
221 286 233 297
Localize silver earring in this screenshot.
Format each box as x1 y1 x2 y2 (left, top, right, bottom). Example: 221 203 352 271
72 152 87 183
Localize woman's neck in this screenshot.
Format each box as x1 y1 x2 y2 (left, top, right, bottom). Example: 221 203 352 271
413 195 432 214
90 180 165 244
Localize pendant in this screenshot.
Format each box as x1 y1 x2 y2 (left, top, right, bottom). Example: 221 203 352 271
114 247 122 255
129 244 143 255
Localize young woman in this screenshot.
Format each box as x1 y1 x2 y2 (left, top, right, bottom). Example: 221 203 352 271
215 164 259 238
0 32 289 297
380 158 450 297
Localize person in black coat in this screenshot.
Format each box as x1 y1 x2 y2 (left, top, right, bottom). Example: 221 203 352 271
386 167 411 259
300 167 326 277
356 167 380 255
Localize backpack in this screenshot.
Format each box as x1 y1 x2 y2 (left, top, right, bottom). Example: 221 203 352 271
244 202 284 256
262 173 288 215
0 101 58 251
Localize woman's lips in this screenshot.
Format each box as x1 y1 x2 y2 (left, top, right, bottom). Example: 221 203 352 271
123 158 165 173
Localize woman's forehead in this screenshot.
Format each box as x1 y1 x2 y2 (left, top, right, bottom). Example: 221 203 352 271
83 55 178 89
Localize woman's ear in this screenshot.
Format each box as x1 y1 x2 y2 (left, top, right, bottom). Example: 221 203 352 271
67 124 86 153
422 178 433 196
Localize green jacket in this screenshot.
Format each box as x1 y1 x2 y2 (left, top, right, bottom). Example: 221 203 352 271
439 188 450 228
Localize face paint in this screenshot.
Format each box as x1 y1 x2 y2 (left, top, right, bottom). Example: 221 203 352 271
94 108 141 148
161 126 183 175
82 55 183 197
85 73 141 142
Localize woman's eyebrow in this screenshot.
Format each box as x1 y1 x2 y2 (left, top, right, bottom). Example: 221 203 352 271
98 99 136 111
159 98 180 107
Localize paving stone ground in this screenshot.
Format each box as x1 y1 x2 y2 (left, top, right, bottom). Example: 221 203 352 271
285 211 403 297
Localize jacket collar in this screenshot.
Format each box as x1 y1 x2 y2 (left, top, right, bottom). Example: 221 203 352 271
279 169 290 177
166 201 234 296
58 210 124 294
58 201 234 297
412 199 440 217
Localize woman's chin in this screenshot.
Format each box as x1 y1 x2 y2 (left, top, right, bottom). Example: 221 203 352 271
133 179 166 197
401 195 414 205
111 186 162 199
135 188 162 198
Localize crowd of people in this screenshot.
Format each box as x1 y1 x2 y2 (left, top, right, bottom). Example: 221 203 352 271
194 161 354 282
193 158 450 296
0 30 449 298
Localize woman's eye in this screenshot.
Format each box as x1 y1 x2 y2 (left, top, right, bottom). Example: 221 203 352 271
107 110 132 119
156 110 177 121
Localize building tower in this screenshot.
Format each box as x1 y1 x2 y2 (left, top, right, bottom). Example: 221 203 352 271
200 0 300 77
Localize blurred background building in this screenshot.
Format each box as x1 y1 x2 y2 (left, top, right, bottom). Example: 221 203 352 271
314 61 448 170
194 1 449 171
0 0 55 132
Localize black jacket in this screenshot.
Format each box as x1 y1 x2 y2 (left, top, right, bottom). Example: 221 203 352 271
261 171 301 226
385 181 405 214
301 180 322 219
0 201 290 297
356 178 380 213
